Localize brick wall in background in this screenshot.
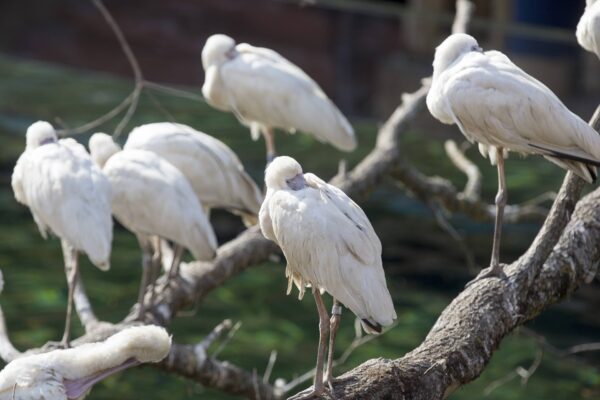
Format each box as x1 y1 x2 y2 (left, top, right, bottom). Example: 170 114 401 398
0 0 594 121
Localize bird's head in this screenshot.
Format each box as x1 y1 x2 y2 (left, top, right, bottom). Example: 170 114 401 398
100 325 172 364
89 132 121 168
25 121 58 150
0 326 171 400
432 33 483 76
265 156 307 191
61 326 171 399
202 34 238 70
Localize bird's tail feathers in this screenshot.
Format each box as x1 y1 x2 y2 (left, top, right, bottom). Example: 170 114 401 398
361 318 382 334
543 156 597 183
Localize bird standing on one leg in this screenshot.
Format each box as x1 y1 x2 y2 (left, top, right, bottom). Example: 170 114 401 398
201 34 356 163
259 156 396 398
577 0 600 59
89 133 217 319
427 33 600 284
11 121 113 347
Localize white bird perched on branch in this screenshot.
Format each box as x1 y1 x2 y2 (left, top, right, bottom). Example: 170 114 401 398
427 33 600 283
11 121 113 347
124 122 263 226
89 133 217 319
577 0 600 59
0 325 171 400
259 156 396 398
201 34 356 162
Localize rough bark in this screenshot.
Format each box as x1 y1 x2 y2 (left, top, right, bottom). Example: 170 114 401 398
290 107 600 400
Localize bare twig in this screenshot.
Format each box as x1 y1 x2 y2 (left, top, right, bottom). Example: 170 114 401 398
452 0 475 34
212 321 242 359
200 319 233 349
57 1 207 139
483 343 543 396
162 332 277 400
565 342 600 355
263 350 278 384
444 140 482 200
143 81 207 103
55 91 135 136
90 0 143 138
430 202 477 273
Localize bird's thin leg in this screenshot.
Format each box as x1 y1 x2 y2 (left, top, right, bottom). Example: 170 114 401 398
289 289 332 400
490 148 507 274
166 244 185 283
264 127 276 163
136 235 153 321
324 300 342 388
60 244 79 348
148 236 162 307
467 147 508 286
312 288 329 396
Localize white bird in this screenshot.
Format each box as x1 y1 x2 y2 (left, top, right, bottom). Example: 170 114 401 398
0 325 171 400
201 34 356 162
577 0 600 59
427 33 600 282
89 133 217 318
124 122 263 226
11 121 113 346
259 156 396 398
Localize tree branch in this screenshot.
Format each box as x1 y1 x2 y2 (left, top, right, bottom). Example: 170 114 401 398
444 140 481 200
158 320 278 400
289 107 600 400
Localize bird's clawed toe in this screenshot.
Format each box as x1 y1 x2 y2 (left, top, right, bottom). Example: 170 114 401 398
325 379 339 398
42 340 69 351
465 264 508 288
287 385 335 400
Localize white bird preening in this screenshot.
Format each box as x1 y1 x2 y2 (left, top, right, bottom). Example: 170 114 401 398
259 156 396 398
11 121 113 346
89 133 217 318
427 33 600 282
124 122 263 226
0 325 171 400
577 0 600 59
201 34 356 162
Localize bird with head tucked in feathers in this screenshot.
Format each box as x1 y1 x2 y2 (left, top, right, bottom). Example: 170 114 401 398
259 156 396 398
0 325 171 400
89 133 217 319
577 0 600 59
427 33 600 284
201 34 356 162
11 121 113 347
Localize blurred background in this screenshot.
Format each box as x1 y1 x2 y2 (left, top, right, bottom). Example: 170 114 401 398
0 0 598 398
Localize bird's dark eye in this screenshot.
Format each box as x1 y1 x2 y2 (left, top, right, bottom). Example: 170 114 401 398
471 45 483 52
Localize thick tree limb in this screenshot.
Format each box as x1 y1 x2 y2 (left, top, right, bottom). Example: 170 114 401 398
159 320 278 400
291 110 600 400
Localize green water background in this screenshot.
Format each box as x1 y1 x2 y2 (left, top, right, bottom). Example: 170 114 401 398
0 54 598 399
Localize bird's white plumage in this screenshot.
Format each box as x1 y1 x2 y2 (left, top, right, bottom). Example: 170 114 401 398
577 0 600 59
11 122 113 269
201 34 356 151
90 134 217 261
124 122 263 220
0 325 171 400
260 156 396 330
427 34 600 182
